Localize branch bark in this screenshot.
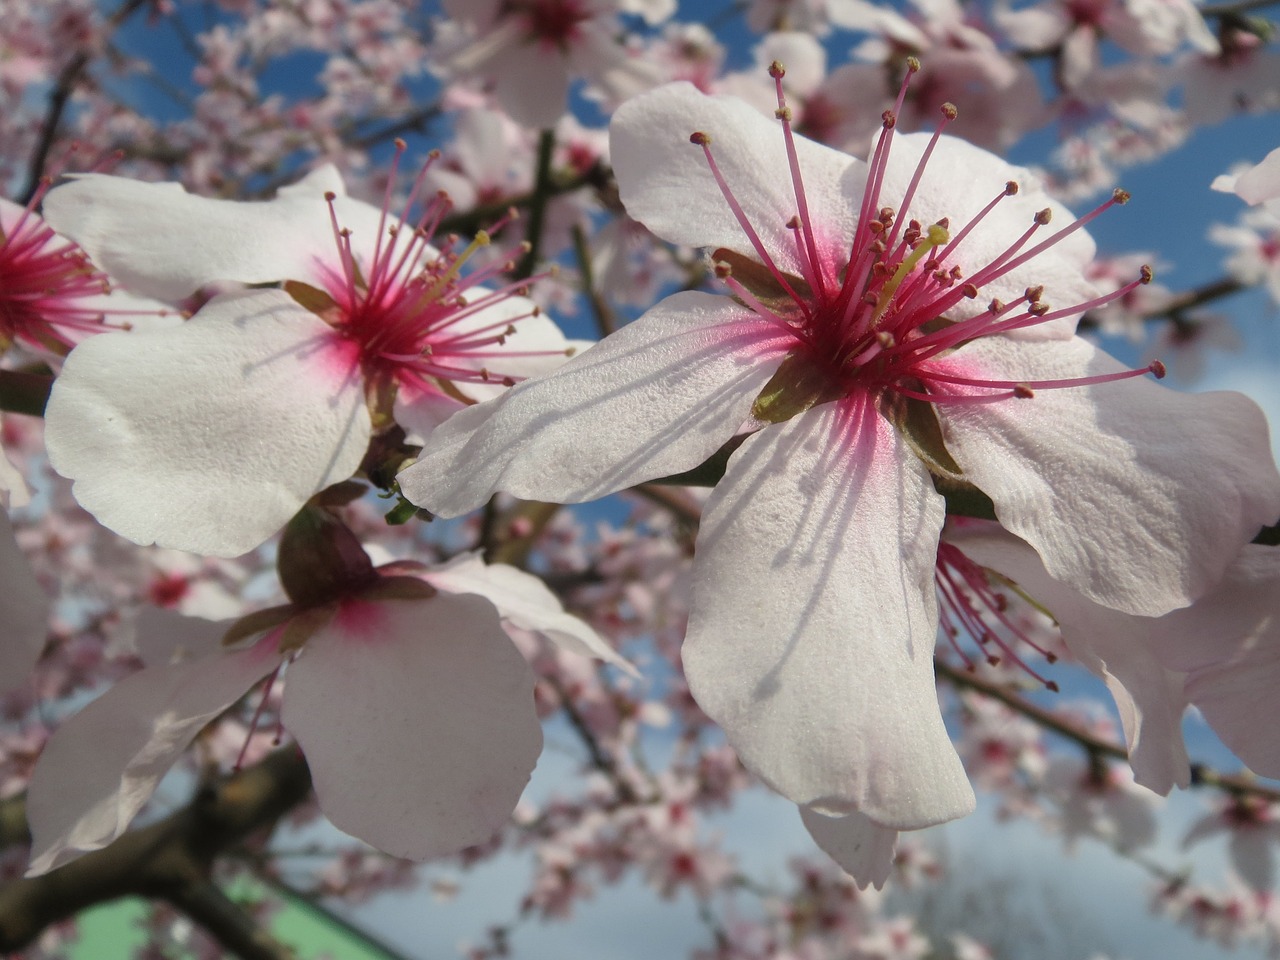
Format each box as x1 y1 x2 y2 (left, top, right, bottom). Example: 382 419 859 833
0 747 312 956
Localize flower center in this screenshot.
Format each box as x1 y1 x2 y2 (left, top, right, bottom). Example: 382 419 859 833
294 141 564 416
511 0 592 48
0 189 115 356
690 60 1162 427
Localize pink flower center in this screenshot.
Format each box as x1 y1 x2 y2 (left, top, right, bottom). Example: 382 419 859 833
305 142 563 408
0 190 114 355
691 60 1161 423
511 0 592 48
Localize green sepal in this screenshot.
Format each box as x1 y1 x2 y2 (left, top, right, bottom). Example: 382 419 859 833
751 352 844 424
711 248 810 310
221 602 298 647
284 280 338 315
883 392 965 482
384 494 431 526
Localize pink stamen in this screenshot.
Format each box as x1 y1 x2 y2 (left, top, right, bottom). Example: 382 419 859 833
936 543 1060 691
235 660 285 771
771 62 827 299
883 103 956 255
690 132 809 315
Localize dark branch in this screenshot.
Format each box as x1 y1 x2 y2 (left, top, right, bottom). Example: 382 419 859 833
19 0 154 204
0 748 312 955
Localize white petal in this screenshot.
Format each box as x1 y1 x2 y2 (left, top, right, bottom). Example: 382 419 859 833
132 605 231 668
281 594 542 860
1159 545 1280 672
611 83 862 278
42 168 383 300
45 289 372 557
422 553 634 673
935 335 1280 616
1231 146 1280 206
683 399 974 827
398 291 790 517
492 43 571 129
0 446 29 509
950 525 1191 793
799 806 899 890
1177 549 1280 777
0 510 49 693
1230 828 1275 891
393 383 467 447
26 641 272 874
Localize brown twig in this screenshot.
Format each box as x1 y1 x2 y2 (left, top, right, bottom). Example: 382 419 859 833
936 657 1280 803
19 0 154 204
0 748 312 956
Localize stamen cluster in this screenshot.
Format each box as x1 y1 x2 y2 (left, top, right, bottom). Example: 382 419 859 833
936 541 1060 691
691 59 1161 418
0 187 115 355
306 142 557 406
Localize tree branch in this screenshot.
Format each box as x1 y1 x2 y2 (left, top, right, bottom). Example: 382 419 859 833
0 747 312 954
19 0 154 204
0 370 53 417
936 657 1280 803
515 129 557 281
167 880 295 960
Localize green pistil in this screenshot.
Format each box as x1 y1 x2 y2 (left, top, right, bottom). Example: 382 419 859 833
870 223 949 326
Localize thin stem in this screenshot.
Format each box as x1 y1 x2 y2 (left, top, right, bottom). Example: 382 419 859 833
516 129 557 281
19 0 153 204
935 657 1280 803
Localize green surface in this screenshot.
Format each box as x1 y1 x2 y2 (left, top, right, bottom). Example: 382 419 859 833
66 881 405 960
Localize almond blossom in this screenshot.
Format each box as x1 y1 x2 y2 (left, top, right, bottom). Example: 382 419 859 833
398 73 1280 880
23 531 619 875
0 190 173 360
431 0 673 129
39 156 580 557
